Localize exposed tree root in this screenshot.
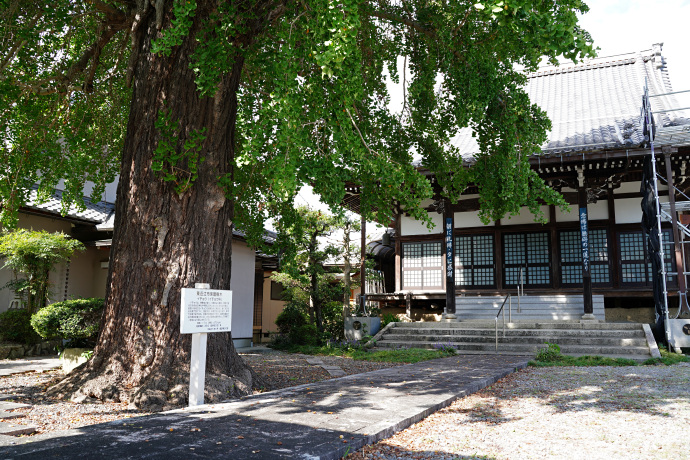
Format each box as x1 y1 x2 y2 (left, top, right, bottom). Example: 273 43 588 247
47 352 263 411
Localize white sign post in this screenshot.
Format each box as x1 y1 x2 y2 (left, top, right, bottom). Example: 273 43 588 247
180 283 232 407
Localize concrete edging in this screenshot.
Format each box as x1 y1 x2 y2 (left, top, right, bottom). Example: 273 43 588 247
642 323 661 359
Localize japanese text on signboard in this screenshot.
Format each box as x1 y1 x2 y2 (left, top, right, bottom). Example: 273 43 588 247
180 288 232 334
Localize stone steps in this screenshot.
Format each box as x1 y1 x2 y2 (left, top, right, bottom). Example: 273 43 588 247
454 294 605 321
381 333 647 347
0 397 35 437
372 321 655 361
389 327 645 338
377 339 651 357
0 421 36 436
394 321 643 330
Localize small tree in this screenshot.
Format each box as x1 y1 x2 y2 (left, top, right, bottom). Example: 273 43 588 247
273 207 345 341
334 217 361 319
0 229 84 313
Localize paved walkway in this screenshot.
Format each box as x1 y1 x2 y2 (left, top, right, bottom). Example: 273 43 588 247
0 357 60 377
0 354 529 459
0 357 62 436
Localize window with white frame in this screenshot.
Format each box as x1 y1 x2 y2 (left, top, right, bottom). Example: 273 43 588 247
401 241 444 290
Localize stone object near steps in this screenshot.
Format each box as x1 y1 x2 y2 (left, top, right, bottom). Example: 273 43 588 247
60 348 91 373
668 318 690 352
344 316 381 342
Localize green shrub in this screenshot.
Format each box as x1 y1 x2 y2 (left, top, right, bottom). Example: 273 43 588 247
0 229 84 313
535 342 562 362
321 300 345 341
291 323 319 346
275 304 307 335
31 298 104 346
0 309 41 344
381 313 400 328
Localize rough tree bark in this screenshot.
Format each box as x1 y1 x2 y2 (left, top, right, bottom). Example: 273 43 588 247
49 1 283 410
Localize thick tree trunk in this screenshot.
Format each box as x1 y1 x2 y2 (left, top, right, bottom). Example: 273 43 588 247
49 1 277 409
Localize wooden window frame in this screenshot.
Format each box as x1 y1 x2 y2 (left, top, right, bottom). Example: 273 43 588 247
401 241 444 290
618 229 676 288
454 233 496 289
558 228 613 287
502 231 552 288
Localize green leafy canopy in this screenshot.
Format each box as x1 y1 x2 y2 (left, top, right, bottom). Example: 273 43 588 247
0 229 84 312
0 1 595 234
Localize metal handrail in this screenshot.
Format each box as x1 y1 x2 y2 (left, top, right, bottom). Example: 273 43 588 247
517 267 524 313
495 293 512 352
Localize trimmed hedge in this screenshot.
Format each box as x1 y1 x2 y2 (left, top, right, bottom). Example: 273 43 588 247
31 298 104 345
0 309 41 344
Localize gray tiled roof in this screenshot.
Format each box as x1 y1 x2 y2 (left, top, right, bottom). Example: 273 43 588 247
450 45 690 161
95 209 277 245
26 185 278 247
24 185 115 224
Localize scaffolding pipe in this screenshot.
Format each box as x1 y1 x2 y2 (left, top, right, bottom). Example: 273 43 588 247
644 80 672 346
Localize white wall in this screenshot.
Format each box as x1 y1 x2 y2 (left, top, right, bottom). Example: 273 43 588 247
400 212 443 236
230 241 256 346
555 205 578 222
454 211 494 228
501 205 550 225
614 194 668 224
587 200 609 221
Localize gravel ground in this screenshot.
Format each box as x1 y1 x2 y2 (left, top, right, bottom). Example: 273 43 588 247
3 351 689 460
346 363 690 460
0 349 401 436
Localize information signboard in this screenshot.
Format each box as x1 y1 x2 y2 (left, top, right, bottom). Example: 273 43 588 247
180 288 232 334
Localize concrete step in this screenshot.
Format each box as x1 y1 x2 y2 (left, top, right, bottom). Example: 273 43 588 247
376 340 651 356
393 321 644 330
388 328 645 338
0 401 31 410
0 411 24 421
380 334 648 347
0 421 36 436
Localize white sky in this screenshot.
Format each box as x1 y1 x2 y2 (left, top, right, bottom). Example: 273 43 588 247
577 0 690 106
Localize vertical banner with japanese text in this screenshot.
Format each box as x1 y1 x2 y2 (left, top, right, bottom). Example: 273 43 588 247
579 207 590 276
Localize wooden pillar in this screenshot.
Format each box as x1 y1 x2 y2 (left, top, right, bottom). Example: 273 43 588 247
549 205 560 290
360 210 366 313
394 213 401 292
578 186 595 318
443 200 456 319
663 150 687 298
607 179 620 288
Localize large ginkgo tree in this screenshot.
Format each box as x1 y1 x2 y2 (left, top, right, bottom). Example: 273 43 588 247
0 0 594 408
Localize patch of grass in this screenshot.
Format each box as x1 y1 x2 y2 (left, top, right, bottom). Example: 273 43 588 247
530 354 639 367
642 347 690 366
349 348 456 363
530 341 688 367
278 343 457 363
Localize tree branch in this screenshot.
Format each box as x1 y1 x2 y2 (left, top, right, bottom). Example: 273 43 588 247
0 13 42 76
86 0 126 19
367 9 435 39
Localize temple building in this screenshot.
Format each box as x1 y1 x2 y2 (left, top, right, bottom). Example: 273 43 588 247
352 44 690 328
